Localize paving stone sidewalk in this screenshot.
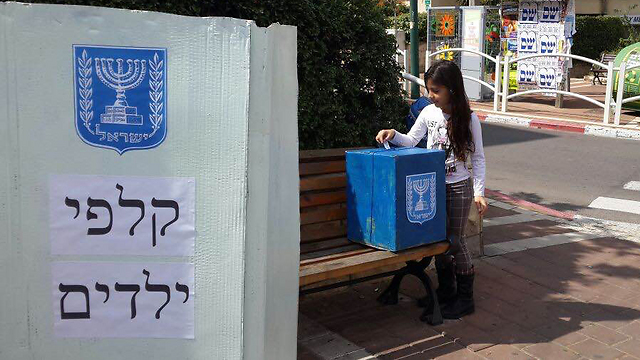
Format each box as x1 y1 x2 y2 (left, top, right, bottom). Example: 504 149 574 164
298 197 640 360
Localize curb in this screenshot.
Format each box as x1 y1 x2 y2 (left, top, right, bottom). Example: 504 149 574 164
476 111 640 141
485 188 576 221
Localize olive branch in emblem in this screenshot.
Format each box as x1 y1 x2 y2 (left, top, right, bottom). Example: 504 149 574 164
148 53 164 137
429 178 437 214
77 50 94 135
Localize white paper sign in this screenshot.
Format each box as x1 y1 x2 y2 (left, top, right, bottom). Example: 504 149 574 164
518 61 537 84
519 2 538 23
538 22 565 57
518 23 538 53
52 262 195 338
624 15 640 25
463 9 482 53
539 1 561 23
50 175 195 255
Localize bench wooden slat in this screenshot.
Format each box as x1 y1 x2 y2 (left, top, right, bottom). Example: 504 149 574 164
300 207 347 225
299 148 351 162
299 161 346 176
300 173 346 192
300 247 376 266
300 190 347 208
300 237 352 254
300 221 347 243
299 241 450 286
300 243 368 262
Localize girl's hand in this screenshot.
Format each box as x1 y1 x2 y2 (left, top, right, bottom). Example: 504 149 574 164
376 129 396 144
474 196 488 217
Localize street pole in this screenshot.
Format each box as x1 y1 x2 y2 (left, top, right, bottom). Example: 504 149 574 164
410 0 420 99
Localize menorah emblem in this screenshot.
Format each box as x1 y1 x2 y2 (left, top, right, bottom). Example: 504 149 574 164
413 179 429 211
95 57 147 125
406 172 437 224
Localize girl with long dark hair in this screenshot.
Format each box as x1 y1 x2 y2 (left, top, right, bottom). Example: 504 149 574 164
375 60 488 319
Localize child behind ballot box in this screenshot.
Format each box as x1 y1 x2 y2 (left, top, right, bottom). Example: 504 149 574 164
375 60 487 319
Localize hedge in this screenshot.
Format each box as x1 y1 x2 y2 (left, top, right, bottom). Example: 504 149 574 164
27 0 409 150
573 16 628 61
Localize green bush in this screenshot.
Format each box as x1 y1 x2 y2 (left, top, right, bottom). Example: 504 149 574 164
378 0 409 17
573 16 627 60
28 0 408 150
387 12 429 43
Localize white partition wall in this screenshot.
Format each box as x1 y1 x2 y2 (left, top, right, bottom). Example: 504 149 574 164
244 23 300 360
0 2 299 359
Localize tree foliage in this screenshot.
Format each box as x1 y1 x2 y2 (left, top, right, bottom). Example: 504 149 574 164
28 0 409 149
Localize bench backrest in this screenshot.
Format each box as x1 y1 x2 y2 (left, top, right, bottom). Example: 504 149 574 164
601 53 617 64
591 53 616 70
299 149 354 261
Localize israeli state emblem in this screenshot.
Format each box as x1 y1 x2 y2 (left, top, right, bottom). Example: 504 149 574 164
406 172 437 224
73 45 167 154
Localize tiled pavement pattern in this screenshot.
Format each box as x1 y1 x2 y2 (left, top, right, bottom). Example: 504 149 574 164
298 197 640 359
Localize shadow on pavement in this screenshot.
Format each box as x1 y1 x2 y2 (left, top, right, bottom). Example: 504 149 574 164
299 229 640 358
482 123 558 148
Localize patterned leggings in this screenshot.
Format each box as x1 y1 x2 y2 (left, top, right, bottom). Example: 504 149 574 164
435 177 475 275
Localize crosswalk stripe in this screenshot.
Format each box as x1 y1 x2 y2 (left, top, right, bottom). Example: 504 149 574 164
487 199 518 211
483 213 556 227
484 231 604 257
588 196 640 215
624 181 640 191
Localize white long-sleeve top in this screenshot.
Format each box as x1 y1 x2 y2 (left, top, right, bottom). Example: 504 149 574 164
390 104 486 197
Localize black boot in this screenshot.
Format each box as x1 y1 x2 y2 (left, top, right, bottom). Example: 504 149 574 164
418 262 456 309
442 273 475 319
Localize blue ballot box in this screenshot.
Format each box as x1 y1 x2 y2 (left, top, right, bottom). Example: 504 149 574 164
346 148 447 252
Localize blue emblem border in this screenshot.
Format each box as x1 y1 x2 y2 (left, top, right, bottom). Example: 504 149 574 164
72 44 168 154
406 172 437 225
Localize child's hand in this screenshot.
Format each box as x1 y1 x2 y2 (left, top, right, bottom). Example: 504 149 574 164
474 196 488 216
376 129 396 144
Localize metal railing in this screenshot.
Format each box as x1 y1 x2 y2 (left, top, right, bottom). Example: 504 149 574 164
503 53 615 124
399 48 635 126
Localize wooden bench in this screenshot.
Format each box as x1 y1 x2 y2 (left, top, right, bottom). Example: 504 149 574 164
298 148 450 325
591 53 617 85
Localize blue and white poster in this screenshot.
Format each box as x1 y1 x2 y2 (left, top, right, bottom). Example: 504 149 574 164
73 45 167 154
516 0 573 92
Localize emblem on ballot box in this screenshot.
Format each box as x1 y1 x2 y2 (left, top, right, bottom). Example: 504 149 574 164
73 45 167 154
406 172 437 224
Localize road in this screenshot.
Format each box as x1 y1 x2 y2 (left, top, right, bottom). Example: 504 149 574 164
482 122 640 224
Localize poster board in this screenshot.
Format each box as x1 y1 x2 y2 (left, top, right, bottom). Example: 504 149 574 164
514 0 575 93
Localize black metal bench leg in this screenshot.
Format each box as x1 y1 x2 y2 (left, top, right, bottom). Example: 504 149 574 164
594 73 603 85
376 257 443 325
377 257 432 305
397 258 443 325
377 267 407 305
410 267 443 326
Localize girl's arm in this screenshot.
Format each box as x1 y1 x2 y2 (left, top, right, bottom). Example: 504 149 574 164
469 113 486 197
389 113 428 147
